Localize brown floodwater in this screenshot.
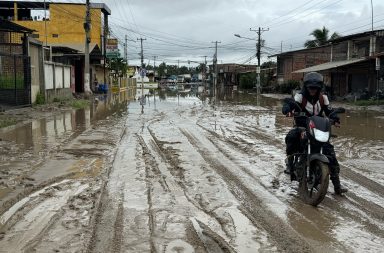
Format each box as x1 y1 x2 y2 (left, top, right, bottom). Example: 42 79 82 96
221 92 384 141
0 92 130 155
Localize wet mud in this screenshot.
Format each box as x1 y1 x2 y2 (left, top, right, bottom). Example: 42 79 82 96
0 91 383 252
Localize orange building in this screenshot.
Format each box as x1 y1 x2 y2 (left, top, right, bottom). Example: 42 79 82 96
0 1 111 93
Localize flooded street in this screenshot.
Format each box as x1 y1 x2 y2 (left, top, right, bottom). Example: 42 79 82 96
0 92 383 252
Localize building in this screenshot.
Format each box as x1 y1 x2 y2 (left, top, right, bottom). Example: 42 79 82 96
0 20 46 107
271 30 384 97
212 63 258 94
0 1 111 93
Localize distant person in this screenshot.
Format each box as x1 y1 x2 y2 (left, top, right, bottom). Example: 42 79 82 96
282 72 348 195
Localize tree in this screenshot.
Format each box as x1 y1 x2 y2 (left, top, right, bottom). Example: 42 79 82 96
158 62 167 77
107 57 127 85
304 26 340 48
107 57 127 77
261 61 277 69
240 73 256 89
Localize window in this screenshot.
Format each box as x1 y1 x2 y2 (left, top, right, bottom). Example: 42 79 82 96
52 34 59 38
31 34 39 38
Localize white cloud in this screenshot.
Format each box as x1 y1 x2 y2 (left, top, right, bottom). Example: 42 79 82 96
11 0 383 65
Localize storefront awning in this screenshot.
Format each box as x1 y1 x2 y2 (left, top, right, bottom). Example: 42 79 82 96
292 58 368 73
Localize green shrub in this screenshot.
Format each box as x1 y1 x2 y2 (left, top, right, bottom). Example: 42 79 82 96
0 118 17 128
240 73 257 89
70 99 90 109
352 99 384 106
35 92 45 105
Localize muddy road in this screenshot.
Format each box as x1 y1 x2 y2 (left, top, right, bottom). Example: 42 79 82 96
0 92 383 252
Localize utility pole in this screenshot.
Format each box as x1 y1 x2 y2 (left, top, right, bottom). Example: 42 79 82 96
153 56 157 80
84 0 92 94
250 27 269 95
103 13 108 85
281 41 283 53
153 56 157 104
371 0 374 33
43 0 47 47
137 37 146 113
211 41 221 98
124 35 128 64
203 56 207 90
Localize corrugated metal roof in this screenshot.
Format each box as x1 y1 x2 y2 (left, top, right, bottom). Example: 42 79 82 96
0 20 34 33
48 43 98 54
292 58 368 73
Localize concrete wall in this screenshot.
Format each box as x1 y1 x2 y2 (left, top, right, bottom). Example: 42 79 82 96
44 61 72 102
29 42 43 103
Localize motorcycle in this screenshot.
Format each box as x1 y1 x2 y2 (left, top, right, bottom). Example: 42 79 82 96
284 98 345 206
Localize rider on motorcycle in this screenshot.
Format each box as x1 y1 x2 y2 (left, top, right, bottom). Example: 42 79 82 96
282 72 348 195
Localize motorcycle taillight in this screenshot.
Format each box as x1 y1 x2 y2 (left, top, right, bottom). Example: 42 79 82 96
309 120 316 129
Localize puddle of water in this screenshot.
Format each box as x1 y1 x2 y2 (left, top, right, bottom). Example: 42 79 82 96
0 92 130 154
212 92 384 141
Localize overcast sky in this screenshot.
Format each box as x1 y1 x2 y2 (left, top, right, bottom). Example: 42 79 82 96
106 0 384 66
13 0 384 66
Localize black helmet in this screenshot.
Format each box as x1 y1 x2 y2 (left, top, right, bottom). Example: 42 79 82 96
303 72 323 89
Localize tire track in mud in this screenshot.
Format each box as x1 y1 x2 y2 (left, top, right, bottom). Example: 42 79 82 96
0 180 91 253
144 127 238 252
236 123 384 198
138 135 158 253
199 120 384 240
179 128 314 253
111 194 124 253
86 123 134 253
236 122 384 197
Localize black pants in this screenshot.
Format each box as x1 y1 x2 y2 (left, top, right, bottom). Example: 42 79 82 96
285 128 340 178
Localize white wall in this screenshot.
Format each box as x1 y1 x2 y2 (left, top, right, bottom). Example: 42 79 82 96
44 62 72 90
44 63 54 89
55 66 63 89
64 66 71 88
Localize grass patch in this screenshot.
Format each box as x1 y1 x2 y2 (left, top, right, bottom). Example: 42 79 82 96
35 92 45 105
0 75 24 89
70 99 90 109
351 99 384 106
0 117 18 128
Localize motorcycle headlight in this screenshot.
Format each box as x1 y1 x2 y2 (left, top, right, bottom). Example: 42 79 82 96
313 128 330 142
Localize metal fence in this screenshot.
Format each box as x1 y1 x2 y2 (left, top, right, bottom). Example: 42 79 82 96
0 53 31 106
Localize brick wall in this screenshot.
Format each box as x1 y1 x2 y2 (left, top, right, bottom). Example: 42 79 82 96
278 46 331 82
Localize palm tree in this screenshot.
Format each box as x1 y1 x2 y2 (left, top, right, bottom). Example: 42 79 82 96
304 26 341 48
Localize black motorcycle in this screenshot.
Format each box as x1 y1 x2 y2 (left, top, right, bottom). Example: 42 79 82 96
284 98 345 206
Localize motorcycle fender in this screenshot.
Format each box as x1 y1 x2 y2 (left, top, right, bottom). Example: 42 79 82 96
309 154 329 164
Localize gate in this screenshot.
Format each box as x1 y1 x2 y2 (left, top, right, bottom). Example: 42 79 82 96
0 53 31 106
0 21 33 108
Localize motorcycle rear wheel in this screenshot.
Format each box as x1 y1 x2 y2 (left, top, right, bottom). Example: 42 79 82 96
299 160 329 207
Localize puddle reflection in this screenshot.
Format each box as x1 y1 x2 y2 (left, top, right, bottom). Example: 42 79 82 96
0 92 131 154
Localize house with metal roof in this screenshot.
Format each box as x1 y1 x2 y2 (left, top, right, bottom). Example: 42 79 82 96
270 30 384 97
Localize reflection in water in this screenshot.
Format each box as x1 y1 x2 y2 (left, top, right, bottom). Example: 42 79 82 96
0 92 130 155
222 92 384 142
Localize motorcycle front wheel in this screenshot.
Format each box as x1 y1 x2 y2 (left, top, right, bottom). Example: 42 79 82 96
299 160 329 206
